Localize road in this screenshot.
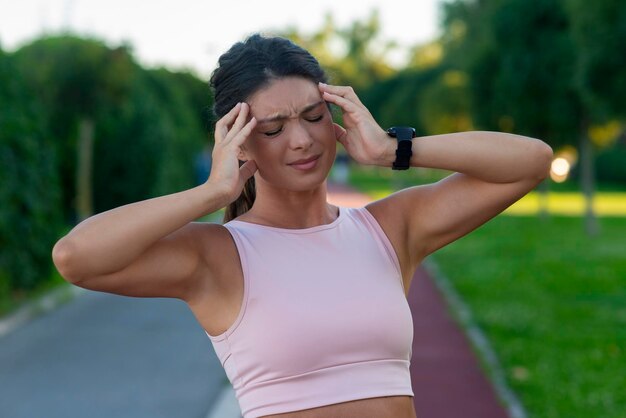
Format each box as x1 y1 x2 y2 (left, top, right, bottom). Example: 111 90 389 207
0 290 227 418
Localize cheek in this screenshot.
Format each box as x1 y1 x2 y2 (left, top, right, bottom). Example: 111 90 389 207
316 118 335 140
248 141 282 172
245 137 271 159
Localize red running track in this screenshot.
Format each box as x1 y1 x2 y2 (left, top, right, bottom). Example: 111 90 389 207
408 266 508 418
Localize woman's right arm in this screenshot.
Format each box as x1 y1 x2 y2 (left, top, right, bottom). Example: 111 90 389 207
52 102 258 303
52 184 229 302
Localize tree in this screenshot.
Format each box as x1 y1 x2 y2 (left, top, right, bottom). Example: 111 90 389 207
0 49 63 291
13 35 135 222
441 0 588 225
279 10 397 92
140 68 211 198
565 0 626 234
92 67 211 212
12 35 211 221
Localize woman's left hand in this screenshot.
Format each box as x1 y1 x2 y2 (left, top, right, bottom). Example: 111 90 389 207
318 82 393 166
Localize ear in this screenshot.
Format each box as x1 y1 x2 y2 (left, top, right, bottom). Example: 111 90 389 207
237 146 249 162
333 123 347 142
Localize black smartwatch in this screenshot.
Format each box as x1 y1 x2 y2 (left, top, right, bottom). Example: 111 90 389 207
387 126 416 170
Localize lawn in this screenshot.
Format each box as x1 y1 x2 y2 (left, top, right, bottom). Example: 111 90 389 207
348 167 626 418
430 215 626 418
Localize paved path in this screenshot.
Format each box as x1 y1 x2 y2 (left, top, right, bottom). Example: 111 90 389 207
328 182 509 418
0 291 226 418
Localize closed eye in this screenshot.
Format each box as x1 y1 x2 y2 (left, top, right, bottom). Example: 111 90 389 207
307 114 324 122
262 114 324 137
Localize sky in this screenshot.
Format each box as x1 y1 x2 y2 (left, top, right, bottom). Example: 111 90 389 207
0 0 442 78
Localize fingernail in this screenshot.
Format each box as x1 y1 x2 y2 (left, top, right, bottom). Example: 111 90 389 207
319 82 327 87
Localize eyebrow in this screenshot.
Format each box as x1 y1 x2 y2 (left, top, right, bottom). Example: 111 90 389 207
256 100 326 124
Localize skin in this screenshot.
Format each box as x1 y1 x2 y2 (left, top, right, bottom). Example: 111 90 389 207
52 74 553 418
232 76 345 228
215 76 553 292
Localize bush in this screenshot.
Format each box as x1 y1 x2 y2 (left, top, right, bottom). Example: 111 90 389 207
0 50 64 291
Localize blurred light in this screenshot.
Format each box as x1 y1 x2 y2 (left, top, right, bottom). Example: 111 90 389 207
588 120 623 147
550 157 570 183
498 115 515 132
552 158 569 176
556 145 578 167
442 70 467 87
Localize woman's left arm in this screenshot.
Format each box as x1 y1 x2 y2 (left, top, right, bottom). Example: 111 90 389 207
320 82 553 266
379 131 553 184
377 132 552 262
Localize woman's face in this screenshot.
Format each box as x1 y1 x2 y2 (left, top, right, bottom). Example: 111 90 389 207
241 76 337 192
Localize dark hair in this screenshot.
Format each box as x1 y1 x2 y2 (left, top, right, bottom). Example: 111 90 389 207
209 33 329 223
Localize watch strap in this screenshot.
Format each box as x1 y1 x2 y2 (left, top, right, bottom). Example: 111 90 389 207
387 126 415 170
392 140 413 170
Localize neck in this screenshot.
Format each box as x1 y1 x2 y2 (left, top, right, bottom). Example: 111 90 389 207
244 178 338 229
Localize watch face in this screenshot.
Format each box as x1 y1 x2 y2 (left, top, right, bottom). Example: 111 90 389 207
388 126 416 140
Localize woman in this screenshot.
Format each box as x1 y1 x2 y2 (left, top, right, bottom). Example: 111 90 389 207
52 33 553 418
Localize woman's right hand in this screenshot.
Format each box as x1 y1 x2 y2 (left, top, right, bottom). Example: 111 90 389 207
206 102 258 203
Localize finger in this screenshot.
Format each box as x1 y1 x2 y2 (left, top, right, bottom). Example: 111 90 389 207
321 91 360 114
333 123 348 148
215 102 242 142
231 116 257 145
228 102 250 139
318 83 364 106
333 123 347 141
239 160 258 182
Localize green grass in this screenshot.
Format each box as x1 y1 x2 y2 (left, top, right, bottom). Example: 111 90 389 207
348 168 626 417
431 215 626 418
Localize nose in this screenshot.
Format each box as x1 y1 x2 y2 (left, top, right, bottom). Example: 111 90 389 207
288 121 314 150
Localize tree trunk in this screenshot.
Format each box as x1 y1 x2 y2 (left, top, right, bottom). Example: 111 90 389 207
75 118 94 223
579 132 600 236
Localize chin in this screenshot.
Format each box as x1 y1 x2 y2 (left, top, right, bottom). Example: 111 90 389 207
282 171 331 192
258 167 332 193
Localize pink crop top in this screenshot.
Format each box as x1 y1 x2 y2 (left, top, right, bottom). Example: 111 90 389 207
205 205 414 418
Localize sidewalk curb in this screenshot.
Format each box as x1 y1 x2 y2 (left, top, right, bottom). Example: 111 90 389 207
423 257 528 418
0 283 87 339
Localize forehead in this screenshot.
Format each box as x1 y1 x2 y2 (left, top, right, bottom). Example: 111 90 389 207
248 77 321 118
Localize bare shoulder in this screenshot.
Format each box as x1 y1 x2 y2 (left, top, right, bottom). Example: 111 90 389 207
364 185 431 254
193 221 234 253
366 171 543 263
184 221 246 336
363 188 430 289
186 221 242 305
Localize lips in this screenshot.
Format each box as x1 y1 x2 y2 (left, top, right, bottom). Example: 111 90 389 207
288 155 320 165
